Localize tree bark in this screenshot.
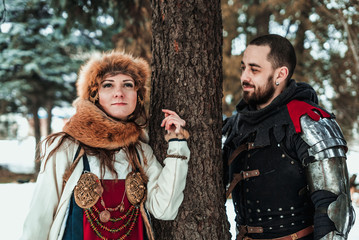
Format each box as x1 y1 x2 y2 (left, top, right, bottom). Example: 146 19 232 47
150 0 231 239
45 101 54 136
30 101 41 173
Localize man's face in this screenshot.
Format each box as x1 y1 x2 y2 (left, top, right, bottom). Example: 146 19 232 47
240 45 277 109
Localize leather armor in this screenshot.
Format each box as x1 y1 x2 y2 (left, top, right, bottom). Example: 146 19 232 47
229 133 314 239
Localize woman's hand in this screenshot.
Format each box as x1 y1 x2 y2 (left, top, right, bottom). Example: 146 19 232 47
160 109 186 134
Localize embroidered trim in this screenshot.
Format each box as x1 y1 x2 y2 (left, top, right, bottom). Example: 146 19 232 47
166 154 188 160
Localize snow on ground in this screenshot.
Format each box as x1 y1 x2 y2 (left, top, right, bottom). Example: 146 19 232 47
0 183 35 239
0 137 36 174
1 137 359 239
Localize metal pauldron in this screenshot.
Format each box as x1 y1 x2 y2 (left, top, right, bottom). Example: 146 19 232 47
300 115 347 158
300 114 354 239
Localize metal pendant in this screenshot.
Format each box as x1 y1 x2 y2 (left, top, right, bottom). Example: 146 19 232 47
99 210 111 223
119 202 125 212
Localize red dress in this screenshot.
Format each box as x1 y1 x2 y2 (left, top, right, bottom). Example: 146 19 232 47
83 179 144 240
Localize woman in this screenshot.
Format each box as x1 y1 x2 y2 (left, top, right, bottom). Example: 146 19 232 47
21 51 190 240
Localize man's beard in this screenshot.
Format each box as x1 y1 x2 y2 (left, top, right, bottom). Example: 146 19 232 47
243 75 275 107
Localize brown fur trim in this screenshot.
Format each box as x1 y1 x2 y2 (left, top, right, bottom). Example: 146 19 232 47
76 51 150 102
63 99 142 149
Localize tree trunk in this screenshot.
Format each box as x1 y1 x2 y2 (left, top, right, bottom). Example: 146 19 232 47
150 1 231 239
31 103 41 173
45 102 54 136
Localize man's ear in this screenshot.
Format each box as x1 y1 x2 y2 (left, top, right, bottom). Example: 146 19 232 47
275 66 289 84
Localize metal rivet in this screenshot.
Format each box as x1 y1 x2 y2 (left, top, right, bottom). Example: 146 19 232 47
257 209 261 213
256 200 260 203
291 161 295 164
277 144 280 147
246 188 249 192
280 225 284 228
291 223 295 226
280 215 283 218
290 207 294 210
267 208 271 212
248 154 251 158
269 227 273 230
249 218 253 222
291 213 295 216
268 217 272 220
278 208 282 211
281 154 285 158
248 209 252 213
247 200 251 204
258 218 262 221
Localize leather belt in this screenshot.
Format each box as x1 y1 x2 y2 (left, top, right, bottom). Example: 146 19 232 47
237 225 263 240
228 142 259 166
238 225 314 240
226 170 260 198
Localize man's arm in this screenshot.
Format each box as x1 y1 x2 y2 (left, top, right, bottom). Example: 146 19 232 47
300 114 355 240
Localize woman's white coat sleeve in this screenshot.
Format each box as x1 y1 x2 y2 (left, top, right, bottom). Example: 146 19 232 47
143 140 190 220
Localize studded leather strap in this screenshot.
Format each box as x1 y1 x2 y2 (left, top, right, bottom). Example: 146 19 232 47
236 225 263 240
228 142 259 166
226 170 260 198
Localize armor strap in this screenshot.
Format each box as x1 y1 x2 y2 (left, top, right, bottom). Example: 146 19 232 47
237 225 264 240
228 142 259 166
238 225 313 240
226 170 260 198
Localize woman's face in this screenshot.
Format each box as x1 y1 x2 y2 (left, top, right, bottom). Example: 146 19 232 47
98 73 137 120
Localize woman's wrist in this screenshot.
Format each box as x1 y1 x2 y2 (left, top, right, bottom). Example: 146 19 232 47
164 128 190 142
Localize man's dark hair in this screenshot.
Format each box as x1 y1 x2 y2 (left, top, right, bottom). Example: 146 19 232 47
249 34 296 81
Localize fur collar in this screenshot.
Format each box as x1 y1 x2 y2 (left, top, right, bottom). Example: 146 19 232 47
63 99 142 149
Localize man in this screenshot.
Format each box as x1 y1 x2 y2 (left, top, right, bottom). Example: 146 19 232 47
223 34 355 240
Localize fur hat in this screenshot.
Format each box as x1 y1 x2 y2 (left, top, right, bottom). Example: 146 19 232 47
76 51 150 103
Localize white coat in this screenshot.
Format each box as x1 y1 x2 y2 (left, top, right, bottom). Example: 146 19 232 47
20 138 190 240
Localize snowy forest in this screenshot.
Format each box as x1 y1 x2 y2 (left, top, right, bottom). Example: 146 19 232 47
1 0 359 145
1 0 359 239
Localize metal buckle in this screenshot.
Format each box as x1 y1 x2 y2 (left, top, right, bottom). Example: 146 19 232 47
290 233 298 240
247 142 255 150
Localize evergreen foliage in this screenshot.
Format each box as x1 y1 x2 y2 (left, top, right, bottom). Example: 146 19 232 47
0 0 79 142
0 0 130 171
0 0 127 142
0 0 358 141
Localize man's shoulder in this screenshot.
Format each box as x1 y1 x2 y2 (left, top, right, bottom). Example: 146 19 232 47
286 99 333 134
222 113 240 136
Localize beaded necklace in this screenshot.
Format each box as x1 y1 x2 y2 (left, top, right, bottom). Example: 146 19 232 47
75 171 141 239
73 151 146 240
85 204 140 240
